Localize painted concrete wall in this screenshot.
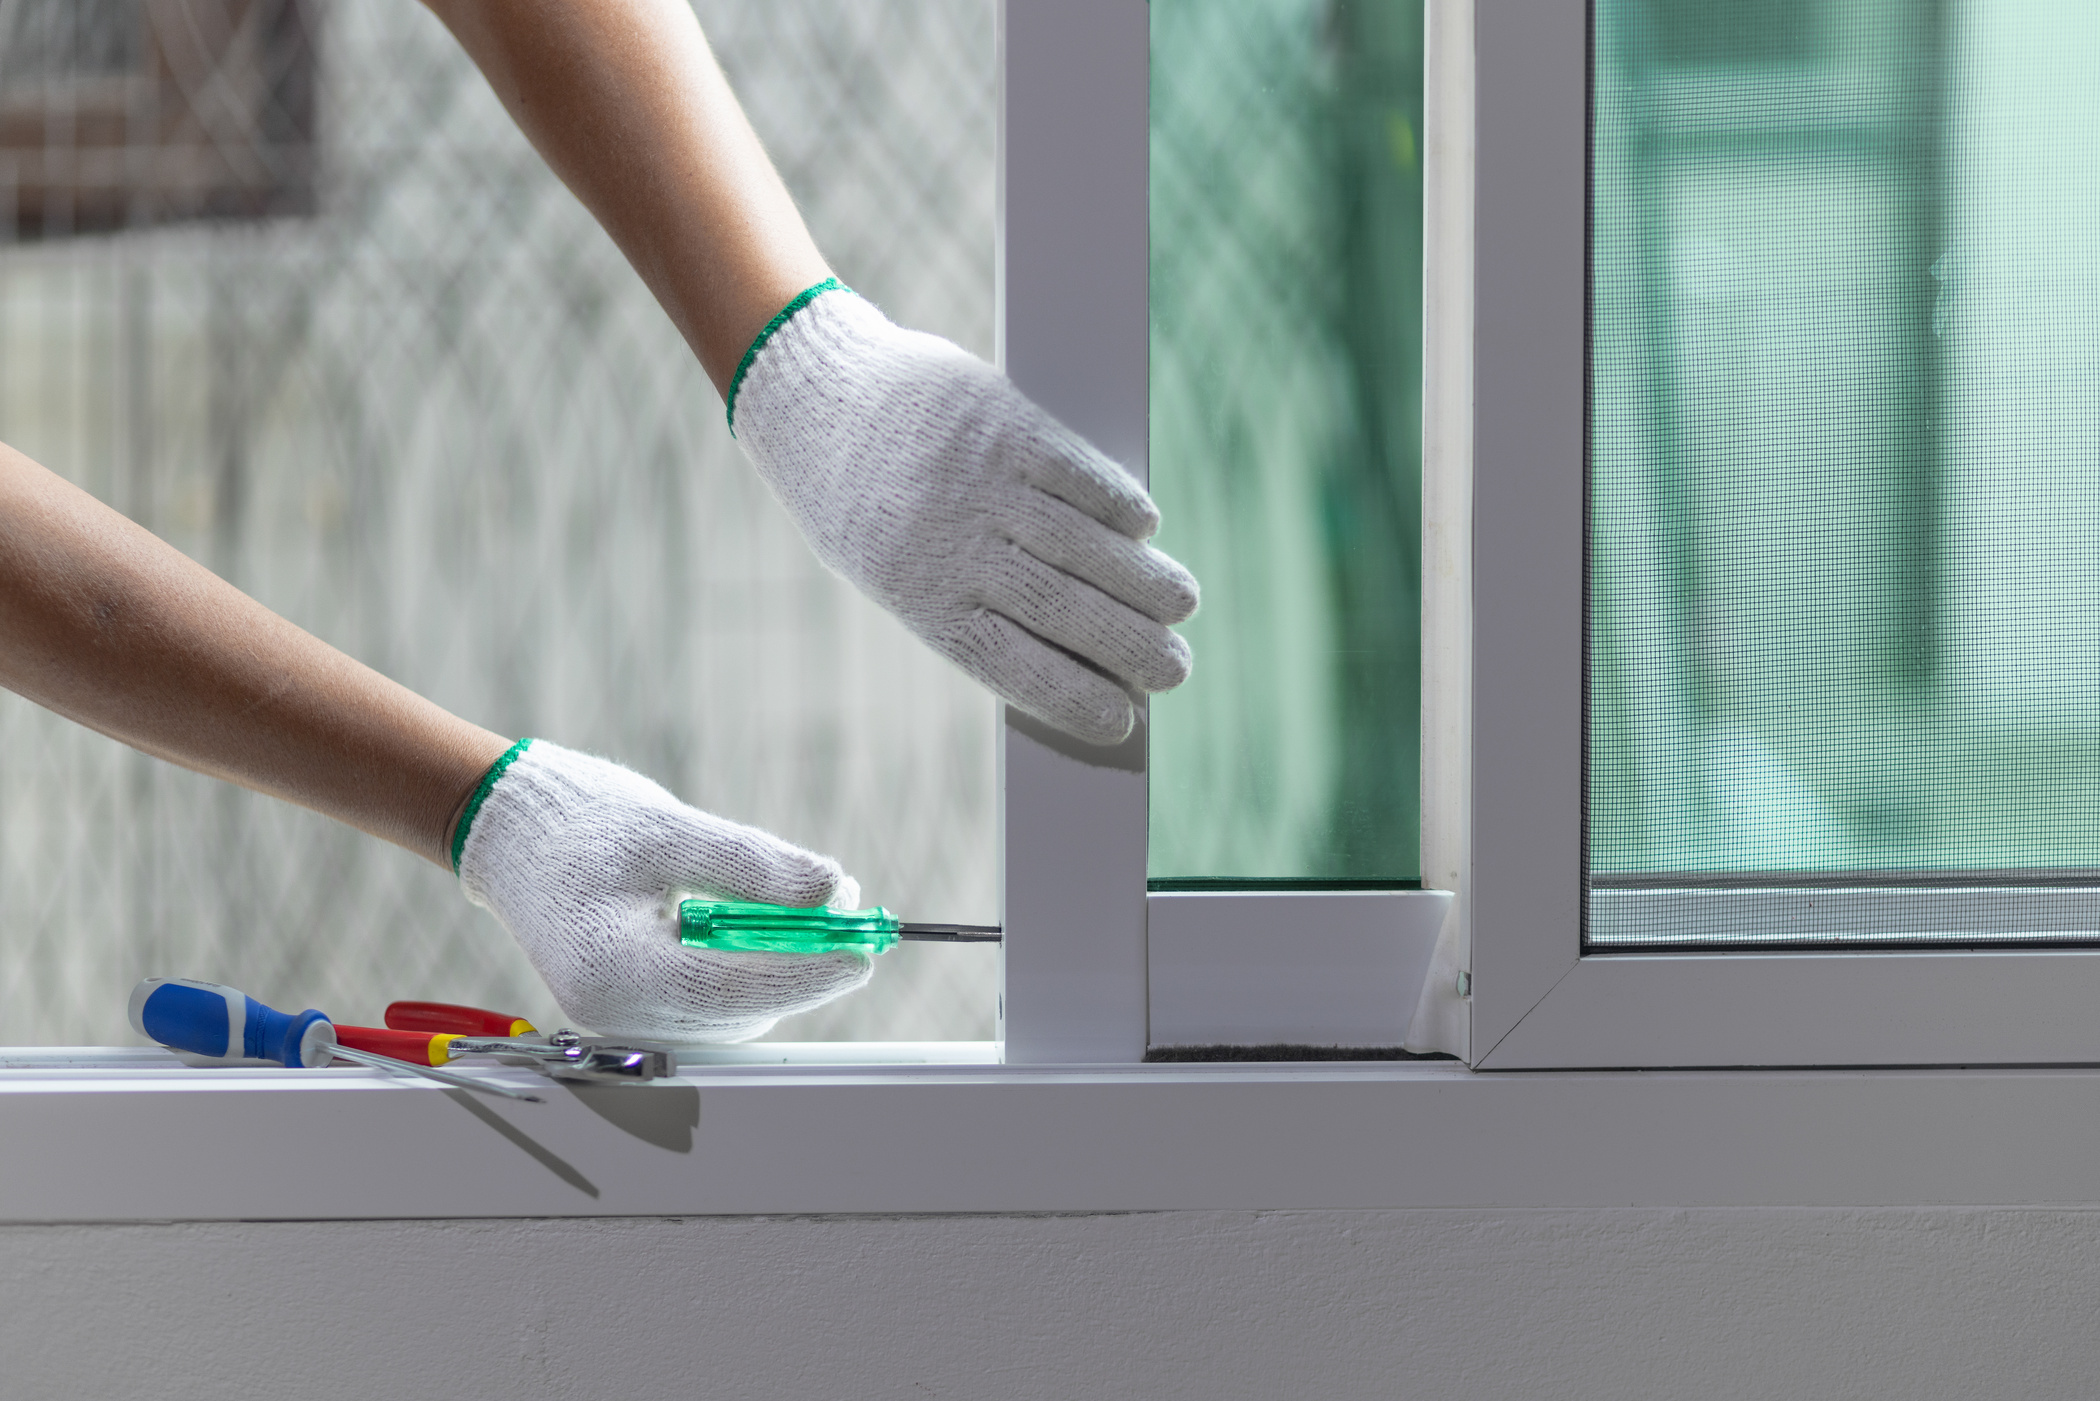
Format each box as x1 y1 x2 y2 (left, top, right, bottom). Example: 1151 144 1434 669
6 1208 2098 1397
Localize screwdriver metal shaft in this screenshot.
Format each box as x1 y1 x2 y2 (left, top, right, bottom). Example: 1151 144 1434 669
326 1039 544 1103
898 923 1002 943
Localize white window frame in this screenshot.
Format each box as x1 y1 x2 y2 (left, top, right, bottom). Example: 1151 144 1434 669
18 0 2100 1225
998 0 1452 1066
998 0 1153 1064
1465 0 2100 1070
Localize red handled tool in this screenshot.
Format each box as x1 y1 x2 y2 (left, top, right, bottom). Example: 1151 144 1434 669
327 1001 539 1068
332 1024 469 1067
339 1001 674 1084
129 977 542 1103
386 1001 538 1038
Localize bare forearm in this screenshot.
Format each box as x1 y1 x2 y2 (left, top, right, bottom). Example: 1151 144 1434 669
422 0 829 392
0 445 510 868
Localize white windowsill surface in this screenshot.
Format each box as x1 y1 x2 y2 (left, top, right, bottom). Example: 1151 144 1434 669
9 1048 2100 1221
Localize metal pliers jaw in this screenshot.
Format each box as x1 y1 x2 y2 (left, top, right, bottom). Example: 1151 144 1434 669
442 1029 678 1084
381 1001 678 1085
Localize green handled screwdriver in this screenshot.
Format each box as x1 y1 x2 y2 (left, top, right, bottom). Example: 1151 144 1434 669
678 899 1001 956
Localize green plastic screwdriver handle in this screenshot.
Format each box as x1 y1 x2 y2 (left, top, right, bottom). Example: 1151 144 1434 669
678 899 902 955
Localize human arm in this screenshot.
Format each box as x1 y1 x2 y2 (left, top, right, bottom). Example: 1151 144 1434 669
0 443 867 1037
0 441 507 868
417 0 821 395
423 0 1201 744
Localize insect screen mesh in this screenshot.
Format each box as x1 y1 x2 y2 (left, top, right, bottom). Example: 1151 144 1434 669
1589 0 2100 945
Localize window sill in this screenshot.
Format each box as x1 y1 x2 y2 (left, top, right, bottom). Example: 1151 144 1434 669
6 1050 2100 1221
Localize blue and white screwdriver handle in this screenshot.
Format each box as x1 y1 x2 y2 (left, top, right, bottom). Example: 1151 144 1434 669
127 977 336 1068
126 977 543 1102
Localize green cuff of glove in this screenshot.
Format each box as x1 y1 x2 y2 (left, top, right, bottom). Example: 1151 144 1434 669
450 737 534 874
724 276 851 436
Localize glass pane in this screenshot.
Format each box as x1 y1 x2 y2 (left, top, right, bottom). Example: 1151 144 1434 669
1590 0 2100 944
0 1 998 1043
1148 0 1423 885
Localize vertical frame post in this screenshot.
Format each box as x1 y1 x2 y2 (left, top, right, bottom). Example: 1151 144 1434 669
1467 0 1591 1058
1410 0 1479 1060
997 0 1152 1064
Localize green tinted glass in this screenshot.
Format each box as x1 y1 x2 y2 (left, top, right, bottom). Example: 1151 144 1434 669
1148 0 1423 885
1591 1 2100 943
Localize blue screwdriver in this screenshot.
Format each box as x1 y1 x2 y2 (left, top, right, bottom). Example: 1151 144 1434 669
127 977 542 1102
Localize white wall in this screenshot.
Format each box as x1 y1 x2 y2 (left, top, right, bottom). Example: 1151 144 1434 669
8 1207 2100 1397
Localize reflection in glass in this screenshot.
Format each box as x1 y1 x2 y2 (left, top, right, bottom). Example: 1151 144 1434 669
1590 0 2100 943
1148 0 1423 884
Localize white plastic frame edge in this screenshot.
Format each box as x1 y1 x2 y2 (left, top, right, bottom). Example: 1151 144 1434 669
1466 0 2100 1070
999 0 1450 1065
998 0 1152 1065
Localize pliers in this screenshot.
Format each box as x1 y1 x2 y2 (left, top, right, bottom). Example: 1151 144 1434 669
334 1001 677 1085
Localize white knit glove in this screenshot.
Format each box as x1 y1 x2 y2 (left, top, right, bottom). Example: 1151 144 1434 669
731 281 1199 746
453 739 871 1042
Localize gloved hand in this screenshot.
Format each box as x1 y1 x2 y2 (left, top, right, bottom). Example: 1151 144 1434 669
730 280 1200 746
453 738 871 1042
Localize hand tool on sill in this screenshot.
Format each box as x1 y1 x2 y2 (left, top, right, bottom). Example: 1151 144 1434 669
677 898 1003 956
128 977 542 1103
354 1000 677 1085
327 1001 541 1069
385 1001 538 1038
